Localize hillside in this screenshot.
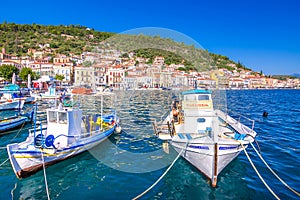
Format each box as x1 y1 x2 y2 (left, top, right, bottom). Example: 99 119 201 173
0 22 113 56
0 22 251 73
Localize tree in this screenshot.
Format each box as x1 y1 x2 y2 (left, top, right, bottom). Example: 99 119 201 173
0 64 19 81
260 69 263 75
19 67 40 81
55 74 65 88
55 74 65 81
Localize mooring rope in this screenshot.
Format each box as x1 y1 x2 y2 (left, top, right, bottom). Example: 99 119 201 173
0 121 28 150
0 158 9 167
240 142 280 200
132 147 185 200
250 143 300 196
41 150 50 200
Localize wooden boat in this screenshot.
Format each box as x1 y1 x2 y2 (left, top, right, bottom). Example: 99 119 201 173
7 102 121 178
0 99 25 111
1 92 35 104
0 110 34 134
153 89 257 187
71 87 94 95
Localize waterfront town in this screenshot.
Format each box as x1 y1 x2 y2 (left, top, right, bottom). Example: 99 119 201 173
0 47 299 90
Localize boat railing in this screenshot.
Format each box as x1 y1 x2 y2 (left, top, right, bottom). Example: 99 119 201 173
159 110 171 123
153 119 176 137
29 127 47 137
225 109 255 132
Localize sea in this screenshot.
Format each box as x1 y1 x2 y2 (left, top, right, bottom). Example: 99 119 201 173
0 89 299 200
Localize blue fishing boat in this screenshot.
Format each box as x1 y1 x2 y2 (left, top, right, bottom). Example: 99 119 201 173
7 101 121 178
0 116 26 133
0 109 34 134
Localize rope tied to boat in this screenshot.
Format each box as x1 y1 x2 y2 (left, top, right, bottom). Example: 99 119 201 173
249 142 300 196
0 121 27 150
238 141 280 200
40 149 51 200
0 157 9 167
132 143 187 200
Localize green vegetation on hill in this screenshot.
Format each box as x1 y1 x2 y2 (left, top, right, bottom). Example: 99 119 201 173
209 53 251 71
0 22 113 56
98 34 214 71
271 75 298 80
134 48 193 70
0 22 252 73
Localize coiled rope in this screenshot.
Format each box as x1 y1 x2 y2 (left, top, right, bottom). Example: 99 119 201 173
132 147 185 200
250 143 300 196
41 149 50 200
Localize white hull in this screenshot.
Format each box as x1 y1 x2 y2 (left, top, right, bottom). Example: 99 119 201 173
0 100 24 110
172 138 248 180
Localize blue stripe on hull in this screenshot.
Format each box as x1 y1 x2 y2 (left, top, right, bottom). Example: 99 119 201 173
0 118 26 132
12 126 116 155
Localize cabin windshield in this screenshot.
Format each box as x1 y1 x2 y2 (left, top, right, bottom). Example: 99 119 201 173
49 111 57 123
58 112 68 124
185 94 197 101
198 95 210 101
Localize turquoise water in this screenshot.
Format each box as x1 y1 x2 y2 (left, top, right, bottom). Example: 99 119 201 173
0 90 299 199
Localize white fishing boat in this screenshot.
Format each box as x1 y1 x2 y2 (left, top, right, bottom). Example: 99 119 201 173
153 89 257 187
0 99 25 111
7 101 121 178
1 92 35 104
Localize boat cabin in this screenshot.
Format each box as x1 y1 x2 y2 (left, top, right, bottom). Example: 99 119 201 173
181 89 215 134
46 104 82 148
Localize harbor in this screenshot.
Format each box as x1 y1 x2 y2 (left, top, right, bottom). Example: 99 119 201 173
0 89 299 199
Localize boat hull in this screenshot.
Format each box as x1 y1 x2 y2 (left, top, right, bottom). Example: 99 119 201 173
0 100 24 110
172 139 248 186
0 117 27 133
7 126 116 178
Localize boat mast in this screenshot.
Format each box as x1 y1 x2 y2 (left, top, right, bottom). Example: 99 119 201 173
101 94 103 130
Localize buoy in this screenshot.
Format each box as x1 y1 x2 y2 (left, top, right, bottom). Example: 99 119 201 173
262 111 268 117
115 125 122 134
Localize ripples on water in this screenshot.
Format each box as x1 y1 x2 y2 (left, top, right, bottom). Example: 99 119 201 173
0 89 299 199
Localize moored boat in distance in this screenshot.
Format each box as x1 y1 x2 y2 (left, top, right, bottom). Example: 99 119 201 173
1 92 35 104
7 100 121 178
0 99 25 111
0 109 34 134
153 89 257 187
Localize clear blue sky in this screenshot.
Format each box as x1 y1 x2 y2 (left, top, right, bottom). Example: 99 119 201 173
1 0 300 75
